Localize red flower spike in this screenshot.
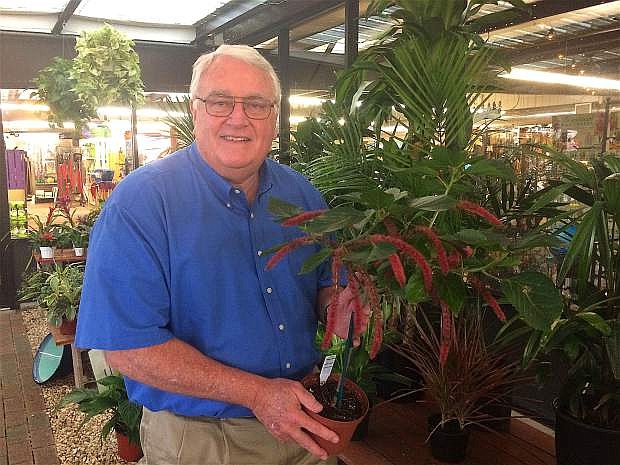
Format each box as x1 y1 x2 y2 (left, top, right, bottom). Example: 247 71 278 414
447 250 462 269
469 276 506 322
439 300 453 368
356 271 383 359
369 235 433 293
388 254 407 287
281 209 327 227
266 237 314 270
414 226 449 275
321 289 341 350
456 200 504 228
348 273 365 337
462 246 474 257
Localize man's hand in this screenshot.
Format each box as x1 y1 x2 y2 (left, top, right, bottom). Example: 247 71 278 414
331 285 371 347
251 378 339 460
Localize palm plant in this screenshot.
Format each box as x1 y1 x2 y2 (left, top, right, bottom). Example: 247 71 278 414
160 95 195 150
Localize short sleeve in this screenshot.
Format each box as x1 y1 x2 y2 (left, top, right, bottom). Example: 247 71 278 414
75 184 174 350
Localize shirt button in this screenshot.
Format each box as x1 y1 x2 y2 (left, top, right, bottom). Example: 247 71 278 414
226 202 232 208
285 362 291 369
266 287 273 294
234 188 241 194
250 212 255 219
278 324 285 331
257 250 263 256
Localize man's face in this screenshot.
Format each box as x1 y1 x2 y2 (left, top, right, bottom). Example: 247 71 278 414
191 56 278 181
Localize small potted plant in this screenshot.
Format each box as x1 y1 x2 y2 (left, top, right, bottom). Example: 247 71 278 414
26 207 59 259
41 264 84 335
57 374 143 462
69 224 90 257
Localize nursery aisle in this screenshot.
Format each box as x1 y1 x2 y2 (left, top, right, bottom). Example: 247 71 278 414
20 308 130 465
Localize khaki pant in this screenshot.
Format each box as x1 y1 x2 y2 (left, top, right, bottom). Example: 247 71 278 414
139 408 337 465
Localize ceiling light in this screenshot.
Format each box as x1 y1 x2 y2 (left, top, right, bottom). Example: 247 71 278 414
500 68 620 91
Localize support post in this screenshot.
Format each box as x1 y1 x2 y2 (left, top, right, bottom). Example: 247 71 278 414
601 97 611 154
130 105 139 171
345 0 359 69
278 29 291 166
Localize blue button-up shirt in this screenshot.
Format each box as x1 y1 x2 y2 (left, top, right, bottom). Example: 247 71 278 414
76 142 332 418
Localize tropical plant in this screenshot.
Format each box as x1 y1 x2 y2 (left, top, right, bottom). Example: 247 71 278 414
57 374 142 447
31 57 97 143
72 24 144 108
160 95 194 149
40 264 84 326
391 307 526 430
26 207 59 248
519 150 620 430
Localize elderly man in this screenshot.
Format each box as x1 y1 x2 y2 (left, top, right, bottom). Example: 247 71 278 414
76 44 365 465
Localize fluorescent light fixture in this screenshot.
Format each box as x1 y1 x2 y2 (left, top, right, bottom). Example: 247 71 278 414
289 95 325 107
0 102 50 111
502 111 575 120
500 68 620 91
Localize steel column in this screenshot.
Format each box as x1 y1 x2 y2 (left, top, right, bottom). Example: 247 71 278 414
278 29 291 166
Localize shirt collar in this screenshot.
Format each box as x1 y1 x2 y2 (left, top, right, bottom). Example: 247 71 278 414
189 141 273 203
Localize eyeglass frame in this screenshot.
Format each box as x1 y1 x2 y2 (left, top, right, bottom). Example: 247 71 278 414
195 94 277 120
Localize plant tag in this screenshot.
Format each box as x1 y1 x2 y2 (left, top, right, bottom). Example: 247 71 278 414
319 355 336 386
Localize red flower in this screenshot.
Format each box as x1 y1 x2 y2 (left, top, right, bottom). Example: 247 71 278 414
469 276 506 322
388 254 407 287
414 226 449 275
281 210 326 227
265 237 314 270
456 200 504 228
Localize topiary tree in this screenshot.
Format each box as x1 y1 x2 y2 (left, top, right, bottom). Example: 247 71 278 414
72 24 144 108
32 57 98 144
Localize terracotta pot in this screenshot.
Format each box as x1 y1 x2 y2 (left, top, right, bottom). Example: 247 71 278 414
301 373 369 456
58 318 77 335
115 430 143 462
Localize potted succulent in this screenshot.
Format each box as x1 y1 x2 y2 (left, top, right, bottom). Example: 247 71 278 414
57 374 143 462
40 264 84 335
519 151 620 465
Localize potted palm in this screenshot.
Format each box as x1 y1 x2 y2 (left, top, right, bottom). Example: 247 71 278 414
519 151 620 465
57 374 143 462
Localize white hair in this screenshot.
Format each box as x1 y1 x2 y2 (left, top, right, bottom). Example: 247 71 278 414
189 44 281 105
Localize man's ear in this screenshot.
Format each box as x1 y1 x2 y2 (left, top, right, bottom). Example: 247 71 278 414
190 99 199 135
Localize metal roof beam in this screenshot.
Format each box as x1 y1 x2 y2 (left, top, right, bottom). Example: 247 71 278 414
51 0 82 35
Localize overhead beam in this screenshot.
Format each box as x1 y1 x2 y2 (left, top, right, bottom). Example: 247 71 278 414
479 0 614 34
194 0 265 47
506 27 620 66
201 0 345 48
51 0 82 35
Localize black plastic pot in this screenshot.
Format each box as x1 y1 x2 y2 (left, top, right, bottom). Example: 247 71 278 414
427 414 470 463
555 403 620 465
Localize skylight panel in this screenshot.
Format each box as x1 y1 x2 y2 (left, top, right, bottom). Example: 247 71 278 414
0 0 69 13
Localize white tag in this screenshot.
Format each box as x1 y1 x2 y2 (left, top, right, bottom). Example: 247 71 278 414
319 354 336 386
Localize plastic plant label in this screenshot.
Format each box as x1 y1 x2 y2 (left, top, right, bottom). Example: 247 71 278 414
319 354 336 386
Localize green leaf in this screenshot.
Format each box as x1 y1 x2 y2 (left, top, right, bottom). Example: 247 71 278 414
602 173 620 215
435 273 466 315
303 206 367 234
466 159 516 181
268 197 302 220
454 229 487 245
575 312 611 335
526 183 572 214
501 271 563 331
366 242 397 262
405 270 428 305
300 248 332 274
409 195 457 211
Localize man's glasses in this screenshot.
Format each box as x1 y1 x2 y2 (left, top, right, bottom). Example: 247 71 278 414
196 95 275 120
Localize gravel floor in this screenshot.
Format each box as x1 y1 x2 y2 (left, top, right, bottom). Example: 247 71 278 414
21 308 130 465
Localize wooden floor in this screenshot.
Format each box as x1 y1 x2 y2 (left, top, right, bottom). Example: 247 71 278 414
339 401 556 465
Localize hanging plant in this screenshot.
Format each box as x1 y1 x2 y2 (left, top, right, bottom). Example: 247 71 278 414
72 24 145 108
32 57 97 139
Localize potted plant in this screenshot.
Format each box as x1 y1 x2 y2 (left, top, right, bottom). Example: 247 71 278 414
26 207 59 259
57 374 143 462
69 224 89 257
40 264 84 335
518 151 620 465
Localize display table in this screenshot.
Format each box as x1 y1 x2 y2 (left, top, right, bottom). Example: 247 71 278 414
48 323 88 388
337 401 555 465
33 249 87 265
